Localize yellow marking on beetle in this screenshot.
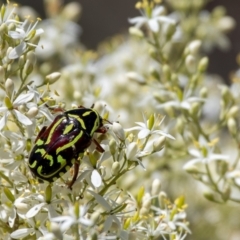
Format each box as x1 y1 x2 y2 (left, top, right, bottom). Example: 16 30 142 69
46 154 54 166
28 160 37 168
36 148 46 155
37 155 68 179
36 139 44 146
82 111 91 116
45 117 65 144
68 114 86 130
34 148 54 166
63 123 74 135
57 155 67 167
56 131 83 154
37 165 43 175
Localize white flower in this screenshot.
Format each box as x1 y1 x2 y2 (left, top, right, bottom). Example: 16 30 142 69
126 114 174 140
0 93 34 130
0 4 19 25
51 204 93 232
183 137 229 170
10 214 48 239
126 142 150 169
26 191 64 220
8 19 44 59
129 6 175 32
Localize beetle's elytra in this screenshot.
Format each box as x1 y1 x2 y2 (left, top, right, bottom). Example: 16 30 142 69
28 106 107 188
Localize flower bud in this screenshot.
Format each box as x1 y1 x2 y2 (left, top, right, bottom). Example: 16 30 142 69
151 179 161 196
139 206 149 216
200 87 208 98
222 185 231 202
26 107 39 119
24 60 33 75
203 191 219 203
109 139 117 156
45 184 52 204
142 194 151 210
183 163 200 174
126 71 145 84
152 136 165 153
226 106 239 119
147 114 154 130
165 22 176 41
5 78 14 97
126 142 137 160
217 16 235 32
18 56 25 69
111 162 120 176
4 187 15 203
62 2 82 21
158 191 167 209
162 64 171 81
27 51 36 64
220 85 232 104
0 65 4 79
0 22 7 35
185 54 196 73
113 122 125 141
137 186 145 205
190 102 201 117
26 138 32 153
188 40 202 55
227 117 237 136
74 201 80 218
123 218 131 229
216 160 228 176
45 72 61 85
198 57 209 73
4 96 13 109
129 27 144 38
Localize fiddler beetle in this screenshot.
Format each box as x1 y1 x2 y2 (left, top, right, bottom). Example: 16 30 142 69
28 105 109 189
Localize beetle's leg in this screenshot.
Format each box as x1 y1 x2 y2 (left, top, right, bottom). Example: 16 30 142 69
35 126 47 143
67 158 80 190
93 138 105 153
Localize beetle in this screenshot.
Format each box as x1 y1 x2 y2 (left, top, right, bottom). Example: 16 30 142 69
28 106 108 189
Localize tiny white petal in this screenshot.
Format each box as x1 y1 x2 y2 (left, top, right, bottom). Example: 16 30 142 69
138 129 150 139
104 215 113 232
14 110 32 125
10 228 34 239
87 190 111 211
8 209 16 228
26 202 45 218
78 218 93 227
60 218 75 232
0 114 7 130
126 142 137 160
14 92 34 105
91 169 102 188
8 42 27 59
148 19 159 32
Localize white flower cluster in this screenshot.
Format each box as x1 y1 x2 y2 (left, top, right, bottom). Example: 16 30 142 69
0 2 190 239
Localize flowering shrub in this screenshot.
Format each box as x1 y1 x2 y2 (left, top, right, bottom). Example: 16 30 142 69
0 0 238 239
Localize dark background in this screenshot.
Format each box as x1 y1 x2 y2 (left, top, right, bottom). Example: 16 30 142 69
15 0 240 83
